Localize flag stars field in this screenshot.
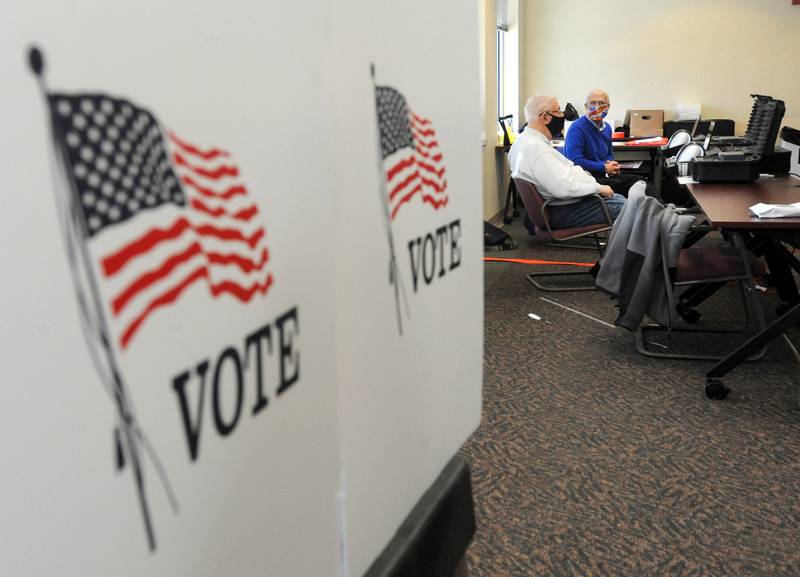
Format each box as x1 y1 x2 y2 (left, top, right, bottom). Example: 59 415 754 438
52 93 274 349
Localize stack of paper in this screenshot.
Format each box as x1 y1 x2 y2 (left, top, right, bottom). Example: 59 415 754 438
749 202 800 218
674 104 702 121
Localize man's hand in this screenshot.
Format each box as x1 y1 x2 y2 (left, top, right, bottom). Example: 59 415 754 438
598 185 615 198
604 160 620 175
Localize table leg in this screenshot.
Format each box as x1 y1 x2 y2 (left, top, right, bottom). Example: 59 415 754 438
707 301 800 382
775 240 800 276
502 177 519 224
704 231 769 399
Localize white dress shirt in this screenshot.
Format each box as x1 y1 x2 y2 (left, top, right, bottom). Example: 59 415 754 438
508 126 601 205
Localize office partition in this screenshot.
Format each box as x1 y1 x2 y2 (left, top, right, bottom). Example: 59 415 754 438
0 1 482 575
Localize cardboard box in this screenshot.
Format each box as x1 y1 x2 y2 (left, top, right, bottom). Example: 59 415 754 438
625 109 664 137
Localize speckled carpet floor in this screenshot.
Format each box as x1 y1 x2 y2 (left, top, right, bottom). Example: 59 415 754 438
462 222 800 577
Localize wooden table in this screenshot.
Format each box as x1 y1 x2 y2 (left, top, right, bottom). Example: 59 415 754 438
686 177 800 229
686 175 800 398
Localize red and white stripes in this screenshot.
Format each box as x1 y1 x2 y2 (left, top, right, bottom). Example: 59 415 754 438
95 129 273 349
385 111 448 220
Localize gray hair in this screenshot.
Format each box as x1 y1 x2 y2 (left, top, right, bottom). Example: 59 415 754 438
586 89 610 104
523 95 557 123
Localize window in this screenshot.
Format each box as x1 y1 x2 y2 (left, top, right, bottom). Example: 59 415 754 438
496 28 505 120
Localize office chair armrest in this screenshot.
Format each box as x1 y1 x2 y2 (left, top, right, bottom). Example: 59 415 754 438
539 198 557 236
540 194 614 233
588 193 614 226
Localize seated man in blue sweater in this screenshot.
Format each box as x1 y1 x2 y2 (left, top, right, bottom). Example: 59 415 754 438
564 89 643 197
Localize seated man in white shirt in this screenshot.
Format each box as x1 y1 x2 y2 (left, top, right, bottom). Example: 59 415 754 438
509 94 625 230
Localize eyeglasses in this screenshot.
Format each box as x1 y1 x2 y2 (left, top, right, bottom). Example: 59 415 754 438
542 109 564 118
586 101 609 108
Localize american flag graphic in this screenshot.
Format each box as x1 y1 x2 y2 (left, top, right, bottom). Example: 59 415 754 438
49 93 273 350
375 86 448 220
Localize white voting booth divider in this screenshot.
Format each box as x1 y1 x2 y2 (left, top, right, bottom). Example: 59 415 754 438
329 1 482 575
0 1 481 575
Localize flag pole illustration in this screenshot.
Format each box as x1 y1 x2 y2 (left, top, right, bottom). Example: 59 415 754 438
372 66 450 336
29 47 171 551
28 44 272 551
30 44 274 550
371 64 409 336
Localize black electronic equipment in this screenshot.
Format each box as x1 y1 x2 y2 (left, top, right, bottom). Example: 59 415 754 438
665 119 735 138
744 94 785 156
718 151 746 161
691 155 760 182
716 135 749 146
692 94 787 183
757 147 791 174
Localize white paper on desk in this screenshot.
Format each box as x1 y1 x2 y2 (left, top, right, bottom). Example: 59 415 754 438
749 202 800 218
677 175 696 185
631 136 663 143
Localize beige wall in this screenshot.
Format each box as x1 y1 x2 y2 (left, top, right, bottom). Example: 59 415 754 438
523 0 800 134
481 0 502 220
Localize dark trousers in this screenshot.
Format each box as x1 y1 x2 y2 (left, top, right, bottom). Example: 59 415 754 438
546 193 626 229
660 173 693 206
761 237 800 305
595 173 645 198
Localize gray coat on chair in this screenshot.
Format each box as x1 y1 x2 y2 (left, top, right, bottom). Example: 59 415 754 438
595 183 694 330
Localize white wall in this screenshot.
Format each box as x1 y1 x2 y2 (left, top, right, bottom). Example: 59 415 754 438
523 0 800 133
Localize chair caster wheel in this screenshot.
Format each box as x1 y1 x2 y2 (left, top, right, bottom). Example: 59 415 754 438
503 216 513 224
705 380 730 400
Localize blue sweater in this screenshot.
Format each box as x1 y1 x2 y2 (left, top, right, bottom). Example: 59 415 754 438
564 115 613 176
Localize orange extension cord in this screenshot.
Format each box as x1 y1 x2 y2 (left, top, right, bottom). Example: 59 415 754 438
482 257 595 267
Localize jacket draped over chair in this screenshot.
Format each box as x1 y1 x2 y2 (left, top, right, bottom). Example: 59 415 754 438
595 182 695 329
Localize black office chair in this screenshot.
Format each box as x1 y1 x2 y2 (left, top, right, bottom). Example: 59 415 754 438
498 115 522 225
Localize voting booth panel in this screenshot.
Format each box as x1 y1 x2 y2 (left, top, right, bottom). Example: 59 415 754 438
328 0 483 575
1 0 482 575
0 2 342 575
